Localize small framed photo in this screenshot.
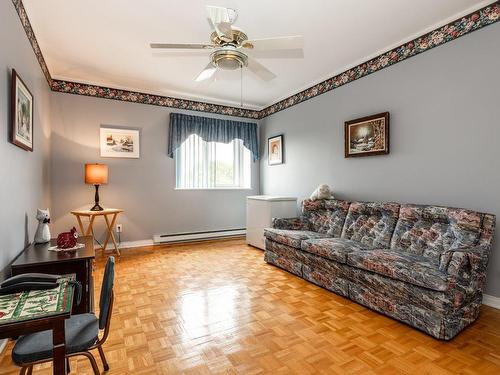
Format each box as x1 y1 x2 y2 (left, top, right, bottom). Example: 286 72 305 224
268 134 284 165
11 69 34 151
100 126 140 158
345 112 390 158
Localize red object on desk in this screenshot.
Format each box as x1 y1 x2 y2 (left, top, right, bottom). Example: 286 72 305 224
56 227 78 249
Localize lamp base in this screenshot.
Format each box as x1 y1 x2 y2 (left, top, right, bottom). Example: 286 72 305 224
90 184 104 211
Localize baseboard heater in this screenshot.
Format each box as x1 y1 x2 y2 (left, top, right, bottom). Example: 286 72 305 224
153 228 246 244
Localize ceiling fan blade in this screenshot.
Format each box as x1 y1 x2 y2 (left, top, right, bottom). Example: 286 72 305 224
195 63 217 82
246 57 276 81
196 69 218 88
150 43 214 50
152 50 210 58
248 49 304 59
206 6 236 41
242 36 303 50
206 6 237 25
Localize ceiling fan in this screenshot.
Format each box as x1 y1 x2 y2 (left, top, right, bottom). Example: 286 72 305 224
150 6 303 83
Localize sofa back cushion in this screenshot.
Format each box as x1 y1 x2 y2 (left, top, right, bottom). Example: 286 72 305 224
340 202 400 249
302 199 351 237
390 204 490 263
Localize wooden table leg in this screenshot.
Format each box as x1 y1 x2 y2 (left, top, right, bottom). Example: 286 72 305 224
85 215 96 236
103 213 120 255
102 215 112 252
108 214 120 255
75 215 85 236
52 318 66 375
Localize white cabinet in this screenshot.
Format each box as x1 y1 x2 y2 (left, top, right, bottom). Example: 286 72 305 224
246 195 298 250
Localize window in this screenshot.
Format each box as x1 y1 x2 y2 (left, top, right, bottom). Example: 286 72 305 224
175 134 251 189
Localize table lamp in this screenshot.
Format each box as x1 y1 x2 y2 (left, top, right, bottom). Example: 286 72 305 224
85 163 108 211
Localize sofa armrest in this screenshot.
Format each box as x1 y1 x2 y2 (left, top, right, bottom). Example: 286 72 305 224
439 246 490 281
271 217 309 230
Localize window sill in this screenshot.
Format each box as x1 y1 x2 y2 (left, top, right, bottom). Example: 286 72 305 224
175 188 253 191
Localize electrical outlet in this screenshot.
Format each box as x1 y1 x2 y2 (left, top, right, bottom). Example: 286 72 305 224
116 224 123 233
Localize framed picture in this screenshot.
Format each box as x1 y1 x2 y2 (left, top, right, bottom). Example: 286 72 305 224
345 112 390 158
11 69 34 151
268 134 283 165
100 126 140 158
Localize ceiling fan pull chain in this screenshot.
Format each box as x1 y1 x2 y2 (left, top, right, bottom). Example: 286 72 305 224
240 66 243 108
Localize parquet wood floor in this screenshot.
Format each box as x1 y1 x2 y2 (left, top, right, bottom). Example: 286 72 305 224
1 239 499 374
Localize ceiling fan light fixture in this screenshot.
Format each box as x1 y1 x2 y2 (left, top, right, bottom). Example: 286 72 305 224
210 49 248 70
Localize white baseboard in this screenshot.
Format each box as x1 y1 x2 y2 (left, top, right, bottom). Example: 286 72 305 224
98 234 244 251
95 239 154 251
483 294 500 309
0 339 7 355
118 239 155 249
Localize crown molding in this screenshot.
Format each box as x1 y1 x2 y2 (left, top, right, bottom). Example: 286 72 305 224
12 0 499 120
260 1 499 118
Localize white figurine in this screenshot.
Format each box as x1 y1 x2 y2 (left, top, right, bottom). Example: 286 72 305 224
34 208 51 244
310 184 334 200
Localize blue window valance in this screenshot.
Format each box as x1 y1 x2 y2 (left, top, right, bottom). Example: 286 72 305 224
168 113 259 161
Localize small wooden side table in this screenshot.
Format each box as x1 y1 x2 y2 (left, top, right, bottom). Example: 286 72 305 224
71 208 123 255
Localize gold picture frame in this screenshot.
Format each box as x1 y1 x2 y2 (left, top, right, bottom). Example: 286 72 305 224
345 112 390 158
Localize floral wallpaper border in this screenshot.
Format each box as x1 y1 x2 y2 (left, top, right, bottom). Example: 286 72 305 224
260 2 499 118
12 0 52 86
12 0 499 120
50 80 261 119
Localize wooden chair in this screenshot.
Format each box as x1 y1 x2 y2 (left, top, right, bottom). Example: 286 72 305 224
12 257 115 375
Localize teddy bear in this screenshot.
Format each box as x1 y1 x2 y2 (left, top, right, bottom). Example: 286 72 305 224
309 184 334 200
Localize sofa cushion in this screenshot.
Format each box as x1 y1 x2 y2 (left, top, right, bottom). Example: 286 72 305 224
391 204 485 264
301 238 367 263
264 228 329 249
346 248 449 291
302 199 351 237
341 201 400 248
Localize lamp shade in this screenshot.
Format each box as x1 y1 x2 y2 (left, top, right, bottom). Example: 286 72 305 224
85 163 108 185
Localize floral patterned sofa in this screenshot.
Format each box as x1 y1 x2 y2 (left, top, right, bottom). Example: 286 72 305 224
264 199 496 340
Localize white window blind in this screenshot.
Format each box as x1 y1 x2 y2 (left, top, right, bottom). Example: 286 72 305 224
175 134 251 189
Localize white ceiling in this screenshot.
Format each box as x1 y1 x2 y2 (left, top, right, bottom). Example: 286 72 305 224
23 0 490 110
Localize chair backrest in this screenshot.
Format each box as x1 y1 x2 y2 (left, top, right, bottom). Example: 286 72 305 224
99 256 115 330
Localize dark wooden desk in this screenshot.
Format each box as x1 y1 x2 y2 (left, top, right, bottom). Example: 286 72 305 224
11 236 95 314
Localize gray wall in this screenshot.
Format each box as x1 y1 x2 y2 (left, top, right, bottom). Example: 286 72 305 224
0 1 52 278
50 93 260 243
260 24 500 297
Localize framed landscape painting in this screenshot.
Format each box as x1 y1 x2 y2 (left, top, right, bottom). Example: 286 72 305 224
268 134 283 165
11 69 34 151
345 112 389 158
100 126 140 158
